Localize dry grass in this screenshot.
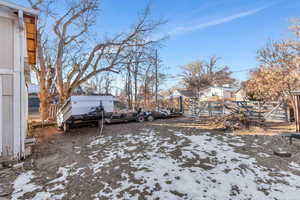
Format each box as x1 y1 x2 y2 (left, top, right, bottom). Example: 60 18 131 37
153 117 296 136
233 122 296 136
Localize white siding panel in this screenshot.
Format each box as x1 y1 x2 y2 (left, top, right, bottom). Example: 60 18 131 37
20 71 27 157
2 95 13 156
13 72 21 158
0 76 2 156
0 17 13 69
2 75 13 95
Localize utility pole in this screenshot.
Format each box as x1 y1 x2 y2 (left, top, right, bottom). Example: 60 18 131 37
155 49 158 109
134 53 138 111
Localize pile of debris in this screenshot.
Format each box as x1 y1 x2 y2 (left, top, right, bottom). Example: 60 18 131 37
211 113 249 130
211 104 264 131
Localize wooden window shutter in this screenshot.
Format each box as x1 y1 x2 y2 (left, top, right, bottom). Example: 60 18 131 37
25 17 37 65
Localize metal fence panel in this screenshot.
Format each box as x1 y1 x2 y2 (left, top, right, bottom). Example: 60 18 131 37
184 99 289 122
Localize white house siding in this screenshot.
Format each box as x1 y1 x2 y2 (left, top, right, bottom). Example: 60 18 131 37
0 75 14 156
235 89 246 101
0 14 13 70
0 6 29 159
200 86 234 100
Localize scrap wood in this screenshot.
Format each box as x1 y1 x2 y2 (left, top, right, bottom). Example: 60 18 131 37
212 113 249 130
211 104 265 130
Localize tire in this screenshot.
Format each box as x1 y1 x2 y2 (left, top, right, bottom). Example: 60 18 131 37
63 122 70 133
147 115 154 122
137 115 145 123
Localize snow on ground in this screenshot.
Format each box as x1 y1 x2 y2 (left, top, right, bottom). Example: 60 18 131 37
11 128 300 200
12 171 41 200
90 129 300 200
11 163 83 200
289 162 300 171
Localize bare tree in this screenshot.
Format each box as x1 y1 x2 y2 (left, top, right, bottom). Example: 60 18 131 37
27 0 163 120
119 44 164 110
182 56 235 97
82 72 113 94
27 0 56 121
117 47 165 110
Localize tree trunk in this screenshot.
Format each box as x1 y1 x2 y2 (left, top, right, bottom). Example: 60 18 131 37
39 95 50 121
126 64 133 110
134 56 139 110
38 79 50 122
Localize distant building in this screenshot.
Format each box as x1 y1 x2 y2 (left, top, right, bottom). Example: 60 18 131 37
199 85 235 101
172 89 194 98
234 88 247 101
28 84 39 94
28 84 40 113
173 85 236 101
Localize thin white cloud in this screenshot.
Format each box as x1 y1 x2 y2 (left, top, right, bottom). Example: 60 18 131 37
167 7 267 36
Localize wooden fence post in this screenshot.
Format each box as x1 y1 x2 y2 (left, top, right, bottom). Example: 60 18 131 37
286 103 290 122
292 91 300 132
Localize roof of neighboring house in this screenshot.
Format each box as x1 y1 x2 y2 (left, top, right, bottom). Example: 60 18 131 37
235 87 244 93
0 0 39 16
206 85 236 90
176 90 195 98
83 92 114 96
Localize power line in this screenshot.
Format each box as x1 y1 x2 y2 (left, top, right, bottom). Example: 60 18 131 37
231 67 256 73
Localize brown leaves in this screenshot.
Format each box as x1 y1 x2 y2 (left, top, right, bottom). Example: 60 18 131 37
245 20 300 105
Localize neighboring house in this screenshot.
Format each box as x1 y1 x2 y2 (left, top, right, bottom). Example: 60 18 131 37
235 88 247 101
28 84 40 113
0 1 38 159
199 85 236 101
173 89 194 99
28 83 39 94
173 85 236 101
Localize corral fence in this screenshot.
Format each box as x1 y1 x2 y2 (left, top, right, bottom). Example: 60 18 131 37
184 99 290 122
48 104 59 120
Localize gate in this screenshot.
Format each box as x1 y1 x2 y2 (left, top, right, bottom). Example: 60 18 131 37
185 99 290 122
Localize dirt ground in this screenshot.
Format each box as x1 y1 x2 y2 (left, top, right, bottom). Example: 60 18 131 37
188 116 296 136
1 117 300 200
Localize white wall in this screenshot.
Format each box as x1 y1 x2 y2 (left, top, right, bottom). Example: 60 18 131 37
0 8 28 159
0 10 13 70
200 87 234 99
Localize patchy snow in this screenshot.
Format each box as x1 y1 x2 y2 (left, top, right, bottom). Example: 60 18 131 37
11 128 300 200
11 163 82 200
289 162 300 170
131 132 300 199
257 152 271 158
74 146 81 154
48 167 70 184
32 192 52 200
88 136 112 147
47 184 65 192
12 171 41 200
90 129 300 200
126 146 137 151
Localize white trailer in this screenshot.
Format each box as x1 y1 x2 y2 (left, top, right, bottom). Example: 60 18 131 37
57 96 114 131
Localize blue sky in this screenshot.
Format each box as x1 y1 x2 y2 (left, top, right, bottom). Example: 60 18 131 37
96 0 300 86
17 0 300 87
